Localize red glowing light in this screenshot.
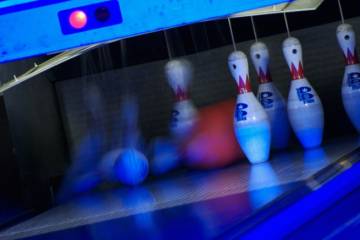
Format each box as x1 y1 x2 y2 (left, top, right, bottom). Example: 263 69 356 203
69 10 88 29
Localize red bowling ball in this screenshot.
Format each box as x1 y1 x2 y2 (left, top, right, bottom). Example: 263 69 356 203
183 99 245 169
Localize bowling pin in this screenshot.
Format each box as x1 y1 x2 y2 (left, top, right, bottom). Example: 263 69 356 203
228 51 271 164
250 41 291 150
149 137 180 176
336 24 360 133
282 37 324 149
165 59 198 141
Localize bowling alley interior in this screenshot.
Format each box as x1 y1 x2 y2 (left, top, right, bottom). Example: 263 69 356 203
1 0 360 239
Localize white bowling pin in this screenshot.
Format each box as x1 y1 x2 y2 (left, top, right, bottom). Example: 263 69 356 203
250 41 290 150
283 37 324 149
165 59 197 141
228 51 271 164
337 24 360 133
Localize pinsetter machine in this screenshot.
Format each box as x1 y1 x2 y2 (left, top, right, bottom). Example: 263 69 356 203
1 0 360 239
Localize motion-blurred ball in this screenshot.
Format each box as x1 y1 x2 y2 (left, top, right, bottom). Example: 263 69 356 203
183 99 245 169
115 148 149 186
149 137 181 176
99 148 149 186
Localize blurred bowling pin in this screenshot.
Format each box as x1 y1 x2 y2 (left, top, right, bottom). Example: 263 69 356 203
99 95 149 186
149 137 181 176
165 59 197 141
283 37 324 149
337 24 360 133
228 51 271 164
250 42 291 150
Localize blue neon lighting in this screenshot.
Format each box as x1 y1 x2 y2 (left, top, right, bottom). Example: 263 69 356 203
240 160 360 239
0 0 292 62
0 0 68 16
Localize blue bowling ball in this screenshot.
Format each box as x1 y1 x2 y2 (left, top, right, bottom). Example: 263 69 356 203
115 148 149 186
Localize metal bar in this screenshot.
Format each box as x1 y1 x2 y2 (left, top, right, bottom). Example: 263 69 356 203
0 43 102 95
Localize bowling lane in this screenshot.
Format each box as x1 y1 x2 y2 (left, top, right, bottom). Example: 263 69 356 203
0 136 359 240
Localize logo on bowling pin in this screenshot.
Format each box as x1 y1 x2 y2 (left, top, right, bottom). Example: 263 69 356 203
283 37 324 149
336 23 360 133
228 51 271 164
165 59 197 141
250 41 290 150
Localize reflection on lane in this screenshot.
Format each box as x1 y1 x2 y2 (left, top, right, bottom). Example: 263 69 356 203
303 147 328 171
2 137 360 240
249 163 283 208
85 187 160 240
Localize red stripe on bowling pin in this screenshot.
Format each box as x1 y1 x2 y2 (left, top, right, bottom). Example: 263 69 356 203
257 67 272 84
238 75 252 94
345 48 359 65
175 86 189 101
290 62 305 80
